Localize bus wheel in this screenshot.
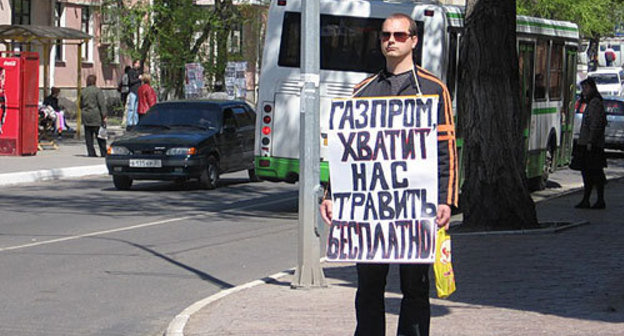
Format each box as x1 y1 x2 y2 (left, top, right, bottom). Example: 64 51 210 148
200 156 219 190
530 140 556 191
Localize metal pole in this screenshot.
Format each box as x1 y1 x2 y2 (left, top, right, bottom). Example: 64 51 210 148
76 42 83 139
42 43 50 101
291 0 326 289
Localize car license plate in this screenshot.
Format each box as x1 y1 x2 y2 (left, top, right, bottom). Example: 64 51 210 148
129 159 162 168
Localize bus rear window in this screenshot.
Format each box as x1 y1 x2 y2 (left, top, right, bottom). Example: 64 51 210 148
278 12 423 73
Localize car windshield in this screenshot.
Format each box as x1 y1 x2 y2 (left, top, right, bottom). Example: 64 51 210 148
590 73 619 84
137 102 221 130
603 100 624 116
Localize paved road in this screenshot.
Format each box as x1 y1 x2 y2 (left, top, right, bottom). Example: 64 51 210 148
0 173 298 336
1 152 623 335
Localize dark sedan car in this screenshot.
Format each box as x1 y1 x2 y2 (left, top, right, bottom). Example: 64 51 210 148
106 100 258 190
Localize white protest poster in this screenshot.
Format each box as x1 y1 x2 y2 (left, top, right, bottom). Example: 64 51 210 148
326 95 439 263
185 63 204 99
225 61 247 99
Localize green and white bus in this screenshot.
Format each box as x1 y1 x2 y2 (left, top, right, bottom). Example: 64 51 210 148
254 0 579 190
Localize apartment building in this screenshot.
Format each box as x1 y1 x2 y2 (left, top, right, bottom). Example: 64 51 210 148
1 0 126 104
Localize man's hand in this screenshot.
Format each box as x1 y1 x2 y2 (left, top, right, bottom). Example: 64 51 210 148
320 199 333 225
436 204 451 230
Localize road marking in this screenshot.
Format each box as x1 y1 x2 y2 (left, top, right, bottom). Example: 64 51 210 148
0 195 297 253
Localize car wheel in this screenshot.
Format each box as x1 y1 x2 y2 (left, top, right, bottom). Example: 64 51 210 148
113 175 133 190
248 168 262 182
200 156 219 190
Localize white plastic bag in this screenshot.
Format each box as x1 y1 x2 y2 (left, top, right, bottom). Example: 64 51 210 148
97 125 108 140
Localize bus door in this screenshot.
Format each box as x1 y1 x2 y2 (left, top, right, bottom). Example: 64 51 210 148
560 47 577 164
518 41 535 162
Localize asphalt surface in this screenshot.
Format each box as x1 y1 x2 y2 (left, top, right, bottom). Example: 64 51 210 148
2 141 624 336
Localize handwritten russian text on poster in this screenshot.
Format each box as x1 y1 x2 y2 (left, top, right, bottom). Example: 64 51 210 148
326 96 439 263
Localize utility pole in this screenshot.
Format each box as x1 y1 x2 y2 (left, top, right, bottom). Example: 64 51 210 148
291 0 326 289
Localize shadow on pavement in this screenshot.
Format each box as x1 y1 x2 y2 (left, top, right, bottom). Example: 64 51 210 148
290 184 624 325
0 179 298 218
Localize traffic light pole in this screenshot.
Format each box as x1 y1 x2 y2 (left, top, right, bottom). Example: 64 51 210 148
291 0 326 289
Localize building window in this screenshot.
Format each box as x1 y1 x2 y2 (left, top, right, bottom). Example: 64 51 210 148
228 24 243 56
81 6 93 62
80 6 96 63
11 0 31 25
54 3 64 62
81 6 89 60
100 4 120 64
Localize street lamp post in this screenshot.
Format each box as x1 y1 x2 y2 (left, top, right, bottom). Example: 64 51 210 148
291 0 326 289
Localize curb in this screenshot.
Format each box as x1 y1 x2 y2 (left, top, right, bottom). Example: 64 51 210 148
164 270 293 336
0 165 108 187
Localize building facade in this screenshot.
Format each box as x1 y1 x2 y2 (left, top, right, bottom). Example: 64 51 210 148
1 0 128 114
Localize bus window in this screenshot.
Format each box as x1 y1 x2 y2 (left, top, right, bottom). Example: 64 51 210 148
534 40 548 100
549 43 563 100
278 12 423 73
278 13 301 67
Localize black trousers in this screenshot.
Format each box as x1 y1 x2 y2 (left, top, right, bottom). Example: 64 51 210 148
581 168 606 185
355 263 430 336
84 125 107 157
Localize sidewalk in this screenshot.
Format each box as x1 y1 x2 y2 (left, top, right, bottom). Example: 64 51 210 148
177 180 624 336
0 126 124 187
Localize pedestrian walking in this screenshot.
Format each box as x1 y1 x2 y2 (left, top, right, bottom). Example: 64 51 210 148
137 73 157 121
605 44 616 67
80 74 108 157
319 13 458 336
117 65 131 127
125 60 143 130
574 77 607 209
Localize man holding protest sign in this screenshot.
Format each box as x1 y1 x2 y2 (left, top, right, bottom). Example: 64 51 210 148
320 13 458 336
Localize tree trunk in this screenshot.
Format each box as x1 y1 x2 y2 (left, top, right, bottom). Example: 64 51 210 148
458 0 538 230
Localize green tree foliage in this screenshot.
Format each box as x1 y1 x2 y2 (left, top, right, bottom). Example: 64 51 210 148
101 0 241 98
517 0 624 38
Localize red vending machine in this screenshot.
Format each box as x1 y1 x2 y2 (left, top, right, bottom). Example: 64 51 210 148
0 51 39 156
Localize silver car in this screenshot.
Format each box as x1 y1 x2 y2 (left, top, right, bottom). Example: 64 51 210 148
573 95 624 150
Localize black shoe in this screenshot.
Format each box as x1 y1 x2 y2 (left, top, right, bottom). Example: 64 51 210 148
591 201 606 209
575 201 590 209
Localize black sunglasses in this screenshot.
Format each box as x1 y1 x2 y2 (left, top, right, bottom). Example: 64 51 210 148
380 31 412 42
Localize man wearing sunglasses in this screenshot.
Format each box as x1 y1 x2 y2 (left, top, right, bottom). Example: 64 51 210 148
320 13 458 336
